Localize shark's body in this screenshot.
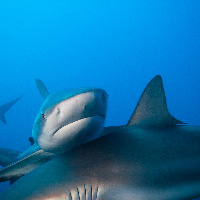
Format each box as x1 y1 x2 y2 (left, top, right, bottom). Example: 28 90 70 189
0 76 199 199
1 125 200 200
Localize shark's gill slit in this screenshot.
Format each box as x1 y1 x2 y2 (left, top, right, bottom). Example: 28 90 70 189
96 187 99 199
84 184 86 197
69 190 72 200
76 187 80 200
90 185 92 199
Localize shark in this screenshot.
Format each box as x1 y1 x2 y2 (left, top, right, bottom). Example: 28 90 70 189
0 96 22 125
0 79 108 183
0 75 200 200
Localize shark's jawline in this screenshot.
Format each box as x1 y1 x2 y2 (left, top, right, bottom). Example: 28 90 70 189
53 115 106 136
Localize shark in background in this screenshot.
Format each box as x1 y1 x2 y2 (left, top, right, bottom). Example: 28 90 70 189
0 95 22 183
0 96 22 125
0 76 200 199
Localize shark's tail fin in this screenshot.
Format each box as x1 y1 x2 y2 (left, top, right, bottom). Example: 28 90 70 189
127 75 185 128
0 147 22 167
0 95 23 124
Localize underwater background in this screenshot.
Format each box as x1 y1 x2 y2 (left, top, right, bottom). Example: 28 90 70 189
0 0 200 196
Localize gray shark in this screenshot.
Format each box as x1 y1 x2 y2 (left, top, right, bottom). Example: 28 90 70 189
0 79 108 183
0 76 200 200
0 96 22 124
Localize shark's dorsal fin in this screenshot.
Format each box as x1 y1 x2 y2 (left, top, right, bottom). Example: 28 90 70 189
35 79 49 99
0 95 23 124
127 75 184 128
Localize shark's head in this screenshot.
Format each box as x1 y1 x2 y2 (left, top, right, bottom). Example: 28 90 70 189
32 88 108 153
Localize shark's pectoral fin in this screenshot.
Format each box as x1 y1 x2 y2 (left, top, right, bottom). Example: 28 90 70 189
0 147 55 183
35 78 49 99
0 147 22 183
127 75 185 128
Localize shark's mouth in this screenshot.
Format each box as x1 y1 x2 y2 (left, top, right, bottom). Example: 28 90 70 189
53 115 105 136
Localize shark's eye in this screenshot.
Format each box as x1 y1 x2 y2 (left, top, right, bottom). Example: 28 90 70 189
42 113 47 120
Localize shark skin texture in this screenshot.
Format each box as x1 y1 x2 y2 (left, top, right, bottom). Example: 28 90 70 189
0 75 199 200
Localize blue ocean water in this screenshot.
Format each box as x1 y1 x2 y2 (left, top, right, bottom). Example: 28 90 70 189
0 0 199 197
